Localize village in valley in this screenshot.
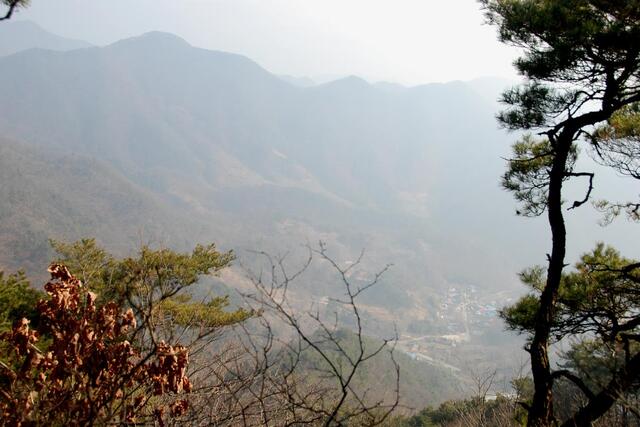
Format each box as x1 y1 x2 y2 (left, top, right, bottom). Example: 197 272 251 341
396 285 518 379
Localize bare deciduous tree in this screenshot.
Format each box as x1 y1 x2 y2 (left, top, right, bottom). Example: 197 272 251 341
181 243 400 426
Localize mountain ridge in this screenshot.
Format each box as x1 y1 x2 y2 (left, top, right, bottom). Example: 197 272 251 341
0 26 538 300
0 20 92 57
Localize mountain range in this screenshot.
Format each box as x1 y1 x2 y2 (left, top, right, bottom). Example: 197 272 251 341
1 20 632 324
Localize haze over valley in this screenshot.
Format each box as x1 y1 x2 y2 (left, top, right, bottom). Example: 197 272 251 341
1 17 639 409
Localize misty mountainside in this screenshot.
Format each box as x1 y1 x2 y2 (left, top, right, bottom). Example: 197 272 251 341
0 26 559 321
0 138 215 278
0 21 91 57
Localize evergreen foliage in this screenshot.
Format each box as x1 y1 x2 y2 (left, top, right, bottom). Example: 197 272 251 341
0 270 43 331
503 244 640 340
502 136 578 216
592 103 640 222
50 239 251 330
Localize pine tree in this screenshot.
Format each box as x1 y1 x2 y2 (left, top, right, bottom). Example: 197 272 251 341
480 1 640 425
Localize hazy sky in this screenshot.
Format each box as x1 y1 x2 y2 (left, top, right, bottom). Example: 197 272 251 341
18 0 521 85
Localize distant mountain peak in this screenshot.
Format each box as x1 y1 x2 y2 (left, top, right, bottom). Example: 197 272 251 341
139 31 190 45
109 31 190 50
335 75 369 85
319 75 370 91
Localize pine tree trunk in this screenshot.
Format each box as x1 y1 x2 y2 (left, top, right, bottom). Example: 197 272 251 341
527 135 572 427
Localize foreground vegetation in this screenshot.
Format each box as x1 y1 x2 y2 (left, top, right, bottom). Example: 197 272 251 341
1 240 406 425
4 239 639 426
